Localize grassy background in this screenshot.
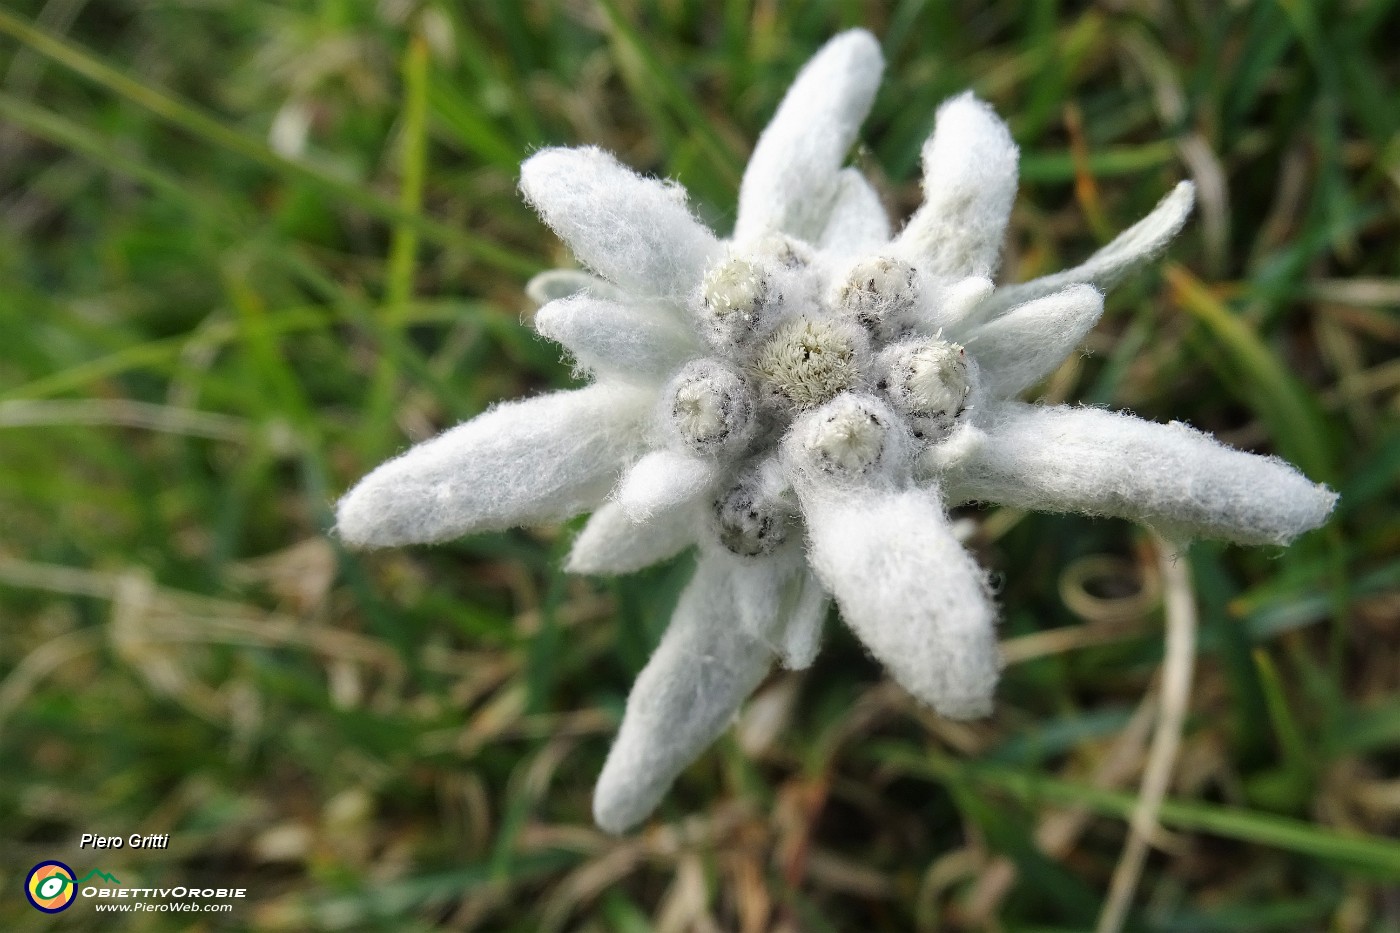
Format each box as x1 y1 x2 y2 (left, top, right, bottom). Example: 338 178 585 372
2 1 1398 930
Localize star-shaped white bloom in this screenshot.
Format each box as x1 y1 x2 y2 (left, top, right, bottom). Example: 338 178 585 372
335 31 1337 833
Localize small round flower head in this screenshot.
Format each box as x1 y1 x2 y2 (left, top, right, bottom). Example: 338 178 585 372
697 255 769 348
665 359 756 457
791 393 906 477
750 317 866 411
712 471 791 557
836 256 919 341
878 338 972 440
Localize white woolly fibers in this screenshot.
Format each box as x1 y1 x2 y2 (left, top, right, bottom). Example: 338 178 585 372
796 481 1001 720
533 294 698 382
788 393 909 479
877 338 972 440
709 542 802 643
336 383 650 547
836 255 920 341
520 146 720 299
566 500 696 575
777 568 830 671
708 543 830 670
710 471 792 558
962 284 1104 398
701 256 766 320
818 168 892 256
782 394 998 717
664 359 757 456
978 181 1196 321
943 401 1339 545
896 92 1019 280
524 268 618 306
926 275 995 336
593 555 773 833
616 448 718 522
735 30 884 243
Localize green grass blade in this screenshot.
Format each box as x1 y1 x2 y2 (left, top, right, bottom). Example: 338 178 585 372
0 7 536 275
879 747 1400 877
594 0 743 188
365 35 432 449
1165 264 1337 484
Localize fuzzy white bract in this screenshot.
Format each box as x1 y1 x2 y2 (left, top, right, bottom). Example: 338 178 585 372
336 31 1338 834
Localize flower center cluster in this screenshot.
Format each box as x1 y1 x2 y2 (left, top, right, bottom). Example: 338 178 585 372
670 237 975 556
750 318 861 409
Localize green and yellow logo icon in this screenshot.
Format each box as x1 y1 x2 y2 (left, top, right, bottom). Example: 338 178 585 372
24 862 121 912
25 861 77 913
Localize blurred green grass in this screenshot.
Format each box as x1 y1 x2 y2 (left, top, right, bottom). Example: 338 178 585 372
1 1 1397 930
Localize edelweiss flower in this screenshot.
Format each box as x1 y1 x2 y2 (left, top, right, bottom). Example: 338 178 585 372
336 31 1338 833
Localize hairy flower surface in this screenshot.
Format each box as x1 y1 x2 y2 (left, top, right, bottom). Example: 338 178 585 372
336 31 1338 833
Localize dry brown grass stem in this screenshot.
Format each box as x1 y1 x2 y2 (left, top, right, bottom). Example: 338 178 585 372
961 695 1159 926
1095 533 1198 933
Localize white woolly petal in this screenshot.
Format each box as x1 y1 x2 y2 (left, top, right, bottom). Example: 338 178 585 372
895 92 1019 279
962 284 1104 398
978 181 1195 321
918 418 989 478
336 384 650 547
818 168 891 256
715 545 829 671
593 555 772 833
566 500 695 575
520 146 720 299
923 276 995 337
779 569 829 671
793 482 1001 719
735 30 884 243
524 269 620 306
534 295 700 382
616 449 719 522
942 401 1339 545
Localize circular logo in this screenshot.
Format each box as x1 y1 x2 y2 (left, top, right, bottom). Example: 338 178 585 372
25 861 77 913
